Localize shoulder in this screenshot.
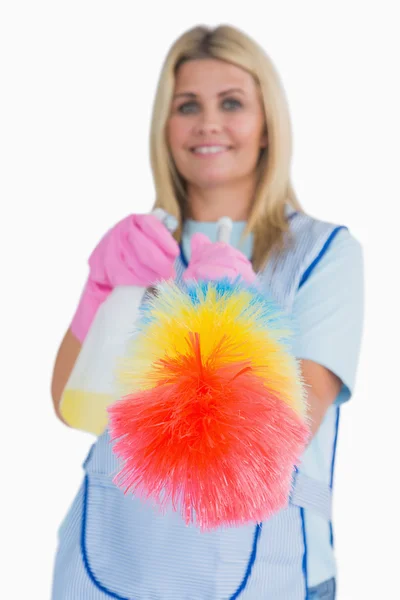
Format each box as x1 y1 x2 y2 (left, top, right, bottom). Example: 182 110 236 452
290 214 364 398
292 213 364 321
287 210 363 287
261 209 363 311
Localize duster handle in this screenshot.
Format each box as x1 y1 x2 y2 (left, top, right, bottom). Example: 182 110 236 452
217 217 233 244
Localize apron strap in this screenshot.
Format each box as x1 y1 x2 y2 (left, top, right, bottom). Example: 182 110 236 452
290 470 332 521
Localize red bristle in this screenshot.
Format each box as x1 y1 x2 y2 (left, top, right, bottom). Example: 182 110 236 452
190 331 203 378
108 333 309 530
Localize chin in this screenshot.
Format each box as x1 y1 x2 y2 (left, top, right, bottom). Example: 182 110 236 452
189 170 241 189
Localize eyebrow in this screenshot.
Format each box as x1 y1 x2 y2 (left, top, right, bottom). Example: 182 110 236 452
173 87 245 100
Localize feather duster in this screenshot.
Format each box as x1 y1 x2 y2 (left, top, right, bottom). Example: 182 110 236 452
108 276 310 530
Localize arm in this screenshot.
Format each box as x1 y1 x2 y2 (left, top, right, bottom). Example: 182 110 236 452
50 213 180 425
291 228 364 436
300 359 342 437
51 328 82 423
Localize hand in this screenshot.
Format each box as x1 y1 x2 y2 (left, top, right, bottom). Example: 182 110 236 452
70 213 179 342
88 213 179 288
183 232 257 285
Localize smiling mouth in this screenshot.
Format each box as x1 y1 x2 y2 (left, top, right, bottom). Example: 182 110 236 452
190 145 232 155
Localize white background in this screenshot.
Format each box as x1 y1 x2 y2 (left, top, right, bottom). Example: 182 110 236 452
1 2 398 598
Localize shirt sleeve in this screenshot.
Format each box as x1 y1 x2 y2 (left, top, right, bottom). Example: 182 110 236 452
291 227 364 404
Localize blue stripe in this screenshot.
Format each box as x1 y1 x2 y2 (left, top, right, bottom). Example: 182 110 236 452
300 508 309 599
329 408 340 490
81 475 126 599
329 408 341 547
179 243 188 268
298 226 347 289
231 524 262 599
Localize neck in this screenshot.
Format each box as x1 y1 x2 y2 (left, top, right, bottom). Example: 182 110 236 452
186 177 256 222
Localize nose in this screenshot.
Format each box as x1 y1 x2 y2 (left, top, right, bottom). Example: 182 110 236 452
195 122 222 136
193 107 223 136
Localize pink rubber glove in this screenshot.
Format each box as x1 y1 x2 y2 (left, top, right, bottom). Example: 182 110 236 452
183 232 257 284
70 213 179 343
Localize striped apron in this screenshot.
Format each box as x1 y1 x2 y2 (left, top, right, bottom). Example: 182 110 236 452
52 211 344 599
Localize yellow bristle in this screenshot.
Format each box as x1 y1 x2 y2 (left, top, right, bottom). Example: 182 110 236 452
117 281 306 417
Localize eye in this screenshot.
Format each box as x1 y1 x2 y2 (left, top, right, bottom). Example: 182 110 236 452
177 101 199 115
221 97 242 111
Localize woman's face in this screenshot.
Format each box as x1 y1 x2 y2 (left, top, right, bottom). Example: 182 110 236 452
167 59 267 192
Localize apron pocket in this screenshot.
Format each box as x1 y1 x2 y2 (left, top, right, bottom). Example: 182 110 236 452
81 469 261 600
248 473 333 600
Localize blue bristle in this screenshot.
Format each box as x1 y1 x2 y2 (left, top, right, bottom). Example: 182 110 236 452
134 278 298 355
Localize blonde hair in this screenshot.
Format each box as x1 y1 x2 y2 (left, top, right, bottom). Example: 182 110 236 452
150 24 303 269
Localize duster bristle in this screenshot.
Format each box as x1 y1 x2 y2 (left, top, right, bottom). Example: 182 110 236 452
108 278 310 530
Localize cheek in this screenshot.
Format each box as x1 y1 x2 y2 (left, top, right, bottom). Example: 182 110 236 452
167 117 190 158
230 114 265 147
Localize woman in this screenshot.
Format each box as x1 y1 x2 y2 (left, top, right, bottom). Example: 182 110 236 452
51 24 363 600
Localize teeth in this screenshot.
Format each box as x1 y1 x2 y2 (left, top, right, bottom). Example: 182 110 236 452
193 146 228 154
